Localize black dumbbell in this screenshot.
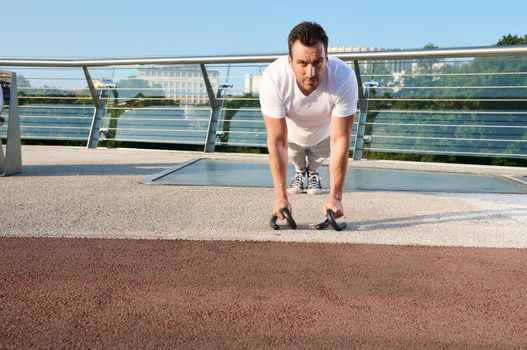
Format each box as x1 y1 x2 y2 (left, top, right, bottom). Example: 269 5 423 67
269 208 297 230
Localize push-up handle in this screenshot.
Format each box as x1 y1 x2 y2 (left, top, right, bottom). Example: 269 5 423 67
269 208 297 230
315 209 347 231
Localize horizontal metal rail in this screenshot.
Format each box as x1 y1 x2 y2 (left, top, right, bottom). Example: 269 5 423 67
369 110 527 115
369 135 527 142
2 45 527 67
369 98 527 102
219 119 265 124
107 137 205 144
20 135 88 140
364 147 527 158
215 141 267 146
19 96 93 100
106 106 211 111
105 127 207 133
369 72 527 77
17 105 93 109
19 115 93 119
21 125 90 130
218 130 266 135
366 122 527 128
377 86 527 90
102 117 210 122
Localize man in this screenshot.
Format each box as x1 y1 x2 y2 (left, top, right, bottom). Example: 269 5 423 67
259 21 358 221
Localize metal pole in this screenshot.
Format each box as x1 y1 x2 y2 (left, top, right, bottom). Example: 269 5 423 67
353 61 366 112
83 67 105 149
201 64 221 153
2 45 527 67
352 61 376 161
1 72 22 176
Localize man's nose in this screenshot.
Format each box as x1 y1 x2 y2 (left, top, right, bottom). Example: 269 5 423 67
306 65 315 77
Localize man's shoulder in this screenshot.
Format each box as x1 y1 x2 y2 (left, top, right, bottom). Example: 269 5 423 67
327 56 353 77
263 56 290 77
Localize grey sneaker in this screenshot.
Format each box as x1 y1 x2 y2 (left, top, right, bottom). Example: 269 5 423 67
287 171 305 194
307 171 322 195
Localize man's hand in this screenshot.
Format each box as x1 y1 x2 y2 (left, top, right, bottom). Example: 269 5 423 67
324 198 344 219
274 198 292 220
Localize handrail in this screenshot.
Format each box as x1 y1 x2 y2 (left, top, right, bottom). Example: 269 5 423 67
2 45 527 67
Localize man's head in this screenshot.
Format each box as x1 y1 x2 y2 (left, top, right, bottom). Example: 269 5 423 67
287 21 329 95
288 21 328 57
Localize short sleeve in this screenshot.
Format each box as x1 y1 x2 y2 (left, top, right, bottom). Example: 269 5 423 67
331 71 359 117
259 70 286 119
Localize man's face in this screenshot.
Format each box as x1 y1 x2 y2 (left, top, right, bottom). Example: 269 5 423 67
288 40 327 95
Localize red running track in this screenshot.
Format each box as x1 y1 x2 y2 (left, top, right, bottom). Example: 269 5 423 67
1 237 526 349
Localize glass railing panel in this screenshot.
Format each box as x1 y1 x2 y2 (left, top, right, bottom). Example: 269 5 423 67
363 56 527 158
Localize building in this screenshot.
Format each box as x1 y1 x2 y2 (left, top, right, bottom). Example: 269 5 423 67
244 74 262 95
138 65 219 105
329 46 414 73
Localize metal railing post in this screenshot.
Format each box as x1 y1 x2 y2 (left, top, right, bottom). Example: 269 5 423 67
83 67 105 149
352 60 376 161
201 64 220 153
0 71 22 176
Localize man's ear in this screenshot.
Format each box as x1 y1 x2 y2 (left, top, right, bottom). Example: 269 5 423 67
288 55 292 66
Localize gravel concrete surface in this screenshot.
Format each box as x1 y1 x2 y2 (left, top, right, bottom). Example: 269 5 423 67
1 146 527 248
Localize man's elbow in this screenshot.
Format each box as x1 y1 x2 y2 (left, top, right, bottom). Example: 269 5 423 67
267 133 287 149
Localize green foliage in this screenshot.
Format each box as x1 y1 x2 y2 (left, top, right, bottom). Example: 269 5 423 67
17 92 93 106
115 75 165 100
17 74 31 88
424 43 439 49
496 34 527 46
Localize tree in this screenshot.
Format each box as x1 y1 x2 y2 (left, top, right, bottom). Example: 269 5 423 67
423 43 439 49
17 74 31 88
496 34 527 46
116 75 164 99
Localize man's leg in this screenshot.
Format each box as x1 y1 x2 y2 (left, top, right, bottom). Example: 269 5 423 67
287 141 307 194
305 137 330 195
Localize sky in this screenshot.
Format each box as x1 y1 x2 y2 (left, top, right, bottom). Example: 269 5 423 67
2 0 527 59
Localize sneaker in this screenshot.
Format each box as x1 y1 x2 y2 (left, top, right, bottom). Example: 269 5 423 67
287 171 305 194
307 171 322 195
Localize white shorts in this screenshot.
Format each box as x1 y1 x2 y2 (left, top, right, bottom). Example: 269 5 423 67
288 137 330 173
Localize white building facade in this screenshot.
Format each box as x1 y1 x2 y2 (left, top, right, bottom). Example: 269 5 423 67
138 65 219 105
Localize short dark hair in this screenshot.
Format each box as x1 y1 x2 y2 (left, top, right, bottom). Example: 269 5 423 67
288 21 328 57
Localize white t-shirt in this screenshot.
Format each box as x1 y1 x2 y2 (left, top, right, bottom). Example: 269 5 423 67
259 56 358 147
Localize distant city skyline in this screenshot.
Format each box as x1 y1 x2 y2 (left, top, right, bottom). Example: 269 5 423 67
2 0 526 59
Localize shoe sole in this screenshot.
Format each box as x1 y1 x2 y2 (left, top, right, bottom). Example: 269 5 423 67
287 188 304 195
307 189 322 195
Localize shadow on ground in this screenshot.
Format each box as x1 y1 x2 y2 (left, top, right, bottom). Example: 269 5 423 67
18 163 177 177
351 208 526 231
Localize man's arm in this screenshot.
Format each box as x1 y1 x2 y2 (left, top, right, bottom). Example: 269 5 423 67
326 114 355 218
263 115 291 219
